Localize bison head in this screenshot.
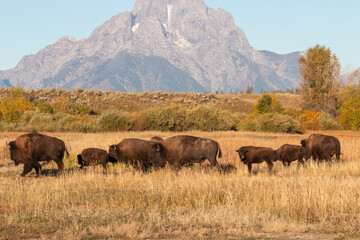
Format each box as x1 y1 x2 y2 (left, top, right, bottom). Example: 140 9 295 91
77 154 83 165
300 139 307 149
150 143 167 167
236 149 248 163
108 145 119 160
7 141 22 166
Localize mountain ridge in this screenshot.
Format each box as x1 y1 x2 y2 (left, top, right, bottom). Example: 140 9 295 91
0 0 301 93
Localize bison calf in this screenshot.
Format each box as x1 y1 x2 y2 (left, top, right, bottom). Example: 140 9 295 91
274 144 307 167
77 148 117 174
236 146 274 175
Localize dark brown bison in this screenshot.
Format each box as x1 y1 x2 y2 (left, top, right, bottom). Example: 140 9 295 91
161 135 221 167
236 146 274 175
300 134 341 162
108 138 166 171
6 133 69 177
274 144 307 167
77 148 117 174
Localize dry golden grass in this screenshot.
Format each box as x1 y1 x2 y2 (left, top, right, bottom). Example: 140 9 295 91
0 131 359 239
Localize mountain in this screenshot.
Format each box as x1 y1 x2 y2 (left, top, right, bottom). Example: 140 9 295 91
0 0 301 93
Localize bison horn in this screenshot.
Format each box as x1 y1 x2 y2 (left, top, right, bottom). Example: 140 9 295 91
6 141 10 149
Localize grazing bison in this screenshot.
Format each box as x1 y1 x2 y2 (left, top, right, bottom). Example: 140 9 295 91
77 148 117 174
236 146 274 175
161 135 221 167
108 138 166 171
300 134 341 162
6 133 69 177
274 144 307 167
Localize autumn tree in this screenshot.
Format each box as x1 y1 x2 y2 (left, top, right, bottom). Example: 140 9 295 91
338 69 360 130
298 45 341 115
0 87 33 122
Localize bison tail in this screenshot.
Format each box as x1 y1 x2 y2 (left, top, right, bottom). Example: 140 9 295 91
217 144 222 158
65 147 70 158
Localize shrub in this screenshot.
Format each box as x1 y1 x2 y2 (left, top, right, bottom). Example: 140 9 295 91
143 105 188 131
186 107 237 131
99 110 133 131
50 96 71 113
240 113 300 133
71 104 97 115
300 110 321 130
319 112 343 130
34 99 53 114
129 112 148 131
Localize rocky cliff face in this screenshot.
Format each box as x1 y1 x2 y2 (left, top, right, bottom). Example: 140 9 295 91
0 0 301 92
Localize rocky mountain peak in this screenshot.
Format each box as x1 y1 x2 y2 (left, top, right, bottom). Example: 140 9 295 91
133 0 207 18
0 0 301 92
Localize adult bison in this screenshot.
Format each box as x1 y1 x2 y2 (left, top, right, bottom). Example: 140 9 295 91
161 135 221 167
300 134 341 162
274 144 307 167
6 133 69 177
236 146 274 175
77 148 117 174
108 138 166 172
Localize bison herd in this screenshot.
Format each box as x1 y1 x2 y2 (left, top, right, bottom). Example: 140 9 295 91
6 132 341 177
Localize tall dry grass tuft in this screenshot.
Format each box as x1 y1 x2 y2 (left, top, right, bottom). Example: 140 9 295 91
0 131 359 239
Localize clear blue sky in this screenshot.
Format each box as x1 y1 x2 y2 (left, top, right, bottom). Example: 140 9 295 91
1 0 359 72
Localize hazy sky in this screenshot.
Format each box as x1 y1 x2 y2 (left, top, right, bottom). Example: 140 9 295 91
1 0 359 72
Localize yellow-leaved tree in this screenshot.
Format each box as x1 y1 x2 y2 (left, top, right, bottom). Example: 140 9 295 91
298 45 341 115
0 87 33 122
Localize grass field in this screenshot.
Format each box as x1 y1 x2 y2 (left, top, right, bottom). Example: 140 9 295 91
0 131 359 239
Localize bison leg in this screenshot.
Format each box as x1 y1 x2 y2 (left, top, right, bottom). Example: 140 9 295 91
247 163 252 175
32 161 42 177
266 161 274 175
208 155 218 166
102 163 108 175
54 160 64 174
21 164 33 177
282 161 290 167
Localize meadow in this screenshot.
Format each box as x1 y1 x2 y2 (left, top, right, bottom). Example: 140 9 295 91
0 131 359 239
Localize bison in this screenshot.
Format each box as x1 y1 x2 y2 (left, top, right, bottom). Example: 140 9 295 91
108 138 166 172
77 148 117 174
236 146 274 175
274 144 307 167
161 135 221 167
300 134 341 162
6 132 69 177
